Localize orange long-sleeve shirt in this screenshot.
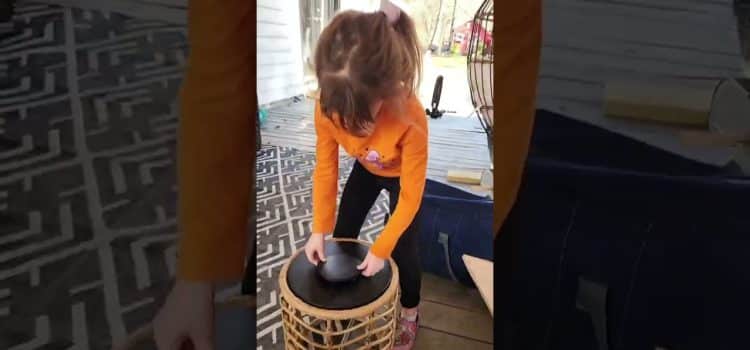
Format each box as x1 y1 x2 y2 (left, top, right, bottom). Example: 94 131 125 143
175 1 541 281
493 1 543 234
176 0 253 282
313 95 428 258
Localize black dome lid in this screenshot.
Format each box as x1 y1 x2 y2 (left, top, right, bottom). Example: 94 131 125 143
286 240 393 310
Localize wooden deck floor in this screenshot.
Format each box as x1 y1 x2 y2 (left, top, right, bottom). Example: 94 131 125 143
538 0 746 164
260 98 492 195
414 273 494 349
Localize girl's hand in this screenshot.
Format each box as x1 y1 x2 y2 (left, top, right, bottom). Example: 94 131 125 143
304 234 327 266
152 280 214 350
357 251 385 277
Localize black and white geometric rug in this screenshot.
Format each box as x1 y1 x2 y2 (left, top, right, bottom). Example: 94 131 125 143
255 145 390 350
0 2 204 349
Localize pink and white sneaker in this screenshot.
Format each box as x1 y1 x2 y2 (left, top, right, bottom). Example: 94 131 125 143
393 313 419 350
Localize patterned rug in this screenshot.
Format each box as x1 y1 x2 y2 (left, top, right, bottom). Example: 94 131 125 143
0 3 248 349
255 145 389 350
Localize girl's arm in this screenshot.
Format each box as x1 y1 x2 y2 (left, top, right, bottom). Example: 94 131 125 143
312 102 341 234
370 103 428 258
177 0 252 282
493 0 543 234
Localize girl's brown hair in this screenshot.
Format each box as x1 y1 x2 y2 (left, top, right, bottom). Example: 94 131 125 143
314 9 422 136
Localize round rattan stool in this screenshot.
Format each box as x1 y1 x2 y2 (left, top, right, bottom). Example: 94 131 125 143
279 238 400 350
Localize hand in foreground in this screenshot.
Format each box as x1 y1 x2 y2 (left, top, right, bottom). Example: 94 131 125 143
304 234 327 266
357 251 385 277
152 280 214 350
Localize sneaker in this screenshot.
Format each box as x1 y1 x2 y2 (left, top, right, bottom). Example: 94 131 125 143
393 314 418 350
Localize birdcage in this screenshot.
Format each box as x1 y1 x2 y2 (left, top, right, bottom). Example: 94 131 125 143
466 0 494 163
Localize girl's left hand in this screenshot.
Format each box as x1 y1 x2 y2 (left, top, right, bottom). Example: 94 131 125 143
357 252 385 277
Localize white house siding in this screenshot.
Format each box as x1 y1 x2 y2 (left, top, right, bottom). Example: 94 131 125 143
257 0 305 106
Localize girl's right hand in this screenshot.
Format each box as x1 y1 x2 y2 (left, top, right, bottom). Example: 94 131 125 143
304 234 327 266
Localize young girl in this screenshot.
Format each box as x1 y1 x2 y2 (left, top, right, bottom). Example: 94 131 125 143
302 3 427 349
151 0 541 348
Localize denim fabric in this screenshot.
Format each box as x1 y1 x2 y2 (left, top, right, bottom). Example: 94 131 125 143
498 110 750 349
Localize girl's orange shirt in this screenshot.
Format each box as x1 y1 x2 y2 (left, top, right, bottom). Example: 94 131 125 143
312 95 428 258
492 1 543 234
176 0 253 282
176 0 542 281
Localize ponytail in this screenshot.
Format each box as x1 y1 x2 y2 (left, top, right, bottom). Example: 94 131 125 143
379 0 422 94
390 11 422 94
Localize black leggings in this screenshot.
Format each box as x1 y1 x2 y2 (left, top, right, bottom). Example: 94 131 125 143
333 161 422 309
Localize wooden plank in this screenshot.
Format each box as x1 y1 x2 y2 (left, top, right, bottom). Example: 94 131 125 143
536 96 598 118
545 0 734 27
543 36 741 71
463 255 494 316
543 2 739 53
537 76 603 105
420 273 488 313
430 149 489 162
541 48 739 82
414 328 493 350
419 300 493 343
536 69 740 110
604 79 717 127
447 170 484 185
538 65 736 99
541 43 740 77
679 129 750 147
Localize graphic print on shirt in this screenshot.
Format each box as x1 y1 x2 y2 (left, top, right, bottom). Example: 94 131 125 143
360 147 400 170
363 149 385 169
